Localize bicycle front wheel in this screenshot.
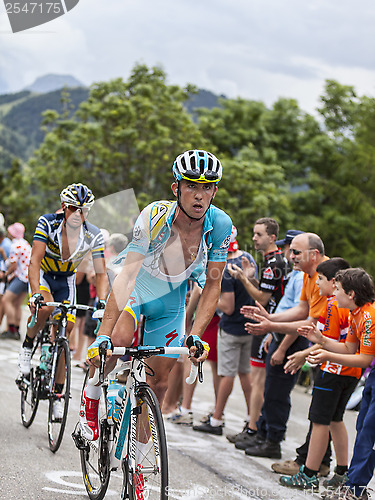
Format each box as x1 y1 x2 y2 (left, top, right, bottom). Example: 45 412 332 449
48 340 71 452
20 338 42 427
124 385 168 500
80 376 110 500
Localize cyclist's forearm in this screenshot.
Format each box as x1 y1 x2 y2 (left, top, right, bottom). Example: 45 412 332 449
28 261 42 295
98 291 123 336
190 281 221 338
95 271 109 301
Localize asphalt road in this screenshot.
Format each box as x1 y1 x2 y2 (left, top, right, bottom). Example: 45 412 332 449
0 309 372 500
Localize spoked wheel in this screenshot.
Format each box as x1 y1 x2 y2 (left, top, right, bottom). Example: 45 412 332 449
80 386 111 500
48 340 71 452
20 366 40 428
125 385 168 500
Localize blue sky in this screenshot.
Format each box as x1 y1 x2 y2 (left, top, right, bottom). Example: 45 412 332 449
1 0 374 114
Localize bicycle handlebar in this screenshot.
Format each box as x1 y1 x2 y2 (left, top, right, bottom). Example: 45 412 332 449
89 346 201 386
27 301 95 328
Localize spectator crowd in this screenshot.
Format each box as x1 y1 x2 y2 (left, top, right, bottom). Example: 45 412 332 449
3 178 375 500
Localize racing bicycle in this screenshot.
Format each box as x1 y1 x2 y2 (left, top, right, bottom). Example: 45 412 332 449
16 301 95 452
72 341 203 500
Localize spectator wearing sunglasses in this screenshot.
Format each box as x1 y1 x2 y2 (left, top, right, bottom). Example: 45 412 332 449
241 232 331 475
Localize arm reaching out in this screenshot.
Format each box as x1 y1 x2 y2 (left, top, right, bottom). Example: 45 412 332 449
241 300 269 320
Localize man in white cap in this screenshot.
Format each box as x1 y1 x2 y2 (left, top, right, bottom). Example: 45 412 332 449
0 223 31 340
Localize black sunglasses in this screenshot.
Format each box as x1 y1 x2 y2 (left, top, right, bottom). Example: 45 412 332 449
66 205 89 214
182 170 219 181
291 248 316 255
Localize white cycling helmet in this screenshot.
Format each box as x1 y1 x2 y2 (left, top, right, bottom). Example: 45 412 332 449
172 150 222 183
60 183 95 209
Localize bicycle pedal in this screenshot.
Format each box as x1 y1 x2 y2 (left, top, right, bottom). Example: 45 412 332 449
72 426 90 451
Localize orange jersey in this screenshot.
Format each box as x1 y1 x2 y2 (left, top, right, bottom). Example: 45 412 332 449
347 302 375 357
300 265 328 319
317 296 361 378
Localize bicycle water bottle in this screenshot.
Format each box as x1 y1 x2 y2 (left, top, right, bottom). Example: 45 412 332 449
107 376 122 422
39 340 53 371
112 386 126 423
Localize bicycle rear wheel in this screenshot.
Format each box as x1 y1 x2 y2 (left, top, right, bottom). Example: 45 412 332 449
80 380 111 500
48 339 71 452
124 385 168 500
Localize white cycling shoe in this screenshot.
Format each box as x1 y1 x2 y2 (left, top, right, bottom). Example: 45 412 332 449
53 398 64 420
18 347 32 375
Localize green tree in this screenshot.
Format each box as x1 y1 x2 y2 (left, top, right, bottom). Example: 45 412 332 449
26 64 209 218
217 146 292 250
294 81 375 276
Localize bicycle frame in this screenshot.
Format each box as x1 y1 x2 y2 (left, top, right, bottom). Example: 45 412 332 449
34 302 94 393
88 346 198 472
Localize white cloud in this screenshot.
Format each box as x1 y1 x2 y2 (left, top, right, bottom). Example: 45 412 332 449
0 0 374 113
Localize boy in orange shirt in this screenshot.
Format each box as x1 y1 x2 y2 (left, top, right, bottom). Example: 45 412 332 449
300 268 375 500
280 258 361 491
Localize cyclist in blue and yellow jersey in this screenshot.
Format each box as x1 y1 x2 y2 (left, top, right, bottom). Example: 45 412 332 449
80 150 233 441
18 183 108 417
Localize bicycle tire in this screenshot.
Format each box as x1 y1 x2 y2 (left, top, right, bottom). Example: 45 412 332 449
48 339 71 452
124 385 169 500
80 380 111 500
20 340 41 427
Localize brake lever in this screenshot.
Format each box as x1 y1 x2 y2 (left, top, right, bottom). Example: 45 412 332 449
198 362 203 383
98 341 107 384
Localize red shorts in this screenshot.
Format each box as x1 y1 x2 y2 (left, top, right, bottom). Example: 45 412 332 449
201 314 220 363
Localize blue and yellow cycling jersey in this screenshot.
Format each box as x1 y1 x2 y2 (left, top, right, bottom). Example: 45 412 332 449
33 213 105 276
118 200 232 287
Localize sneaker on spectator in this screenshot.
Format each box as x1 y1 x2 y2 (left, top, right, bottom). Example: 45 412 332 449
168 409 193 426
271 459 329 477
279 465 319 490
235 432 264 450
272 459 300 475
79 389 100 440
245 440 282 459
323 470 349 489
199 410 213 424
53 398 64 421
193 421 223 435
0 330 20 340
227 423 255 444
18 346 32 375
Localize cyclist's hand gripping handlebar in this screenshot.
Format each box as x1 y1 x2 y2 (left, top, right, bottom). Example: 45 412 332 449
186 335 208 383
27 294 44 328
98 341 108 385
